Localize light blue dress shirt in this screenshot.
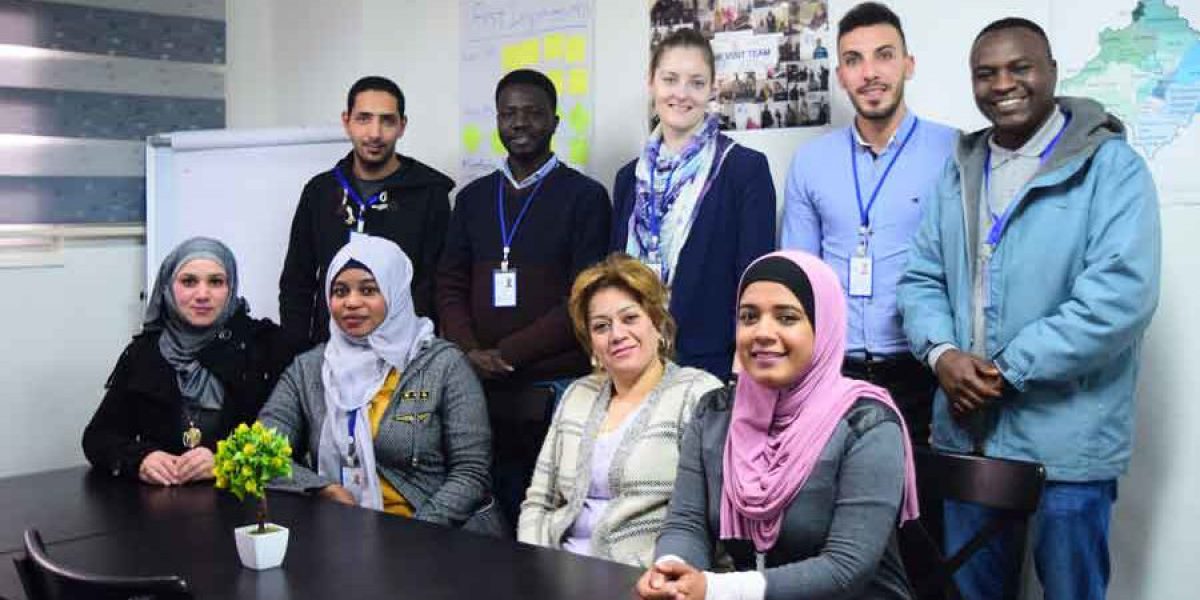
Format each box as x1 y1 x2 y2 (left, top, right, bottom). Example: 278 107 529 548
781 111 958 356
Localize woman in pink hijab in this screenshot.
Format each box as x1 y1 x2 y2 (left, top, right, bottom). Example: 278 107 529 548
635 251 919 600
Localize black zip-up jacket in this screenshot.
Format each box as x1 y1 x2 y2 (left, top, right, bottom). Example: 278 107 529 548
279 152 454 349
81 309 295 479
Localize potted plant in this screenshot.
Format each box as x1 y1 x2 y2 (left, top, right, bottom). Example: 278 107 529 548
213 421 293 570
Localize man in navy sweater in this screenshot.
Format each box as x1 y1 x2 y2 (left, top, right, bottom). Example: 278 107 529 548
437 69 611 528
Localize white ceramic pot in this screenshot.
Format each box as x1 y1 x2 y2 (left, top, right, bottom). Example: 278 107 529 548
233 523 289 570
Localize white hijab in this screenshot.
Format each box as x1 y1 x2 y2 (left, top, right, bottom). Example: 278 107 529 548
317 235 435 510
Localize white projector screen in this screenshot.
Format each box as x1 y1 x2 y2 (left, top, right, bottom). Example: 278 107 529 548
146 127 350 321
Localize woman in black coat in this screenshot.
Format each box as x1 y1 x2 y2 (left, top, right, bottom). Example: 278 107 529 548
82 237 294 485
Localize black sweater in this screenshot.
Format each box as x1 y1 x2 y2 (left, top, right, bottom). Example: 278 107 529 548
436 163 611 383
279 152 454 349
81 309 294 479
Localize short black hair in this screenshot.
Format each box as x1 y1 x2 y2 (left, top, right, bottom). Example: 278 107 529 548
346 76 405 117
973 17 1054 59
495 69 558 112
838 2 906 49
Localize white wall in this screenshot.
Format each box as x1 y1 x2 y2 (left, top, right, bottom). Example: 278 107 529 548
0 238 144 476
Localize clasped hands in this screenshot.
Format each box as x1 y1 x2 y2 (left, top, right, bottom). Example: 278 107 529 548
138 447 214 486
635 559 707 600
934 349 1006 419
467 348 514 380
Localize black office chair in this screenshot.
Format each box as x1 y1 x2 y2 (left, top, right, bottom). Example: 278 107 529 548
902 448 1046 600
13 529 192 600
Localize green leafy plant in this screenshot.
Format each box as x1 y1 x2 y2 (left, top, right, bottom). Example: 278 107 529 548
213 421 293 534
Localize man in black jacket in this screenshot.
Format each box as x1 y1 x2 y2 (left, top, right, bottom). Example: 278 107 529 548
279 76 454 349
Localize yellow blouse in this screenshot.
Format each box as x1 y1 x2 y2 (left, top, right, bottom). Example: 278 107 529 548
368 369 413 517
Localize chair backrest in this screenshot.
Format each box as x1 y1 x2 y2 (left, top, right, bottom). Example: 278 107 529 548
921 450 1045 512
906 448 1046 600
13 529 193 600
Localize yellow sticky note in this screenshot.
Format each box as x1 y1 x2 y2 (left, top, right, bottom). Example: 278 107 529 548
491 128 506 155
545 69 565 97
543 33 565 60
568 103 590 135
567 68 589 96
462 124 483 153
566 34 586 64
569 137 589 166
502 39 540 71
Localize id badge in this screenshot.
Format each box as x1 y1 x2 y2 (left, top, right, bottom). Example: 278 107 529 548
849 255 873 297
349 230 370 243
493 269 517 307
341 466 366 501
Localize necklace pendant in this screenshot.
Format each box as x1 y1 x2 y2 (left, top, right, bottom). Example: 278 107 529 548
182 423 202 449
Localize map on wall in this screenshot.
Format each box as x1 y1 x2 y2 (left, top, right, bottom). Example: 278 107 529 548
459 0 595 184
650 0 832 131
1055 0 1200 205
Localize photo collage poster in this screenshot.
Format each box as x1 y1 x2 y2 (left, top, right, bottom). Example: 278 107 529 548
650 0 832 130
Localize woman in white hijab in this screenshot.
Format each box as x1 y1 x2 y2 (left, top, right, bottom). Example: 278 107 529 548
260 236 497 531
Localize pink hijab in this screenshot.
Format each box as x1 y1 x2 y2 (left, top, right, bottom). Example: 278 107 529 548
720 251 919 552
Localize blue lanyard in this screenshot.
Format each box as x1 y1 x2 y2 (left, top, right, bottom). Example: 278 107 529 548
849 118 919 232
496 172 547 269
346 408 359 440
983 115 1070 247
333 166 386 213
344 408 360 466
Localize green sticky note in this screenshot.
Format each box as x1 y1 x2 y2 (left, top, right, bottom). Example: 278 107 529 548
569 137 589 166
566 34 586 64
462 124 482 153
567 68 589 96
491 128 506 154
568 103 590 135
502 38 540 71
546 69 565 97
543 33 565 60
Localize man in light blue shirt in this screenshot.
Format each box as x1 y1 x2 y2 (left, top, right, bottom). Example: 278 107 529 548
780 2 957 445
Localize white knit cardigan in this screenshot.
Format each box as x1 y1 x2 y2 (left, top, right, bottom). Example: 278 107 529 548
517 362 722 567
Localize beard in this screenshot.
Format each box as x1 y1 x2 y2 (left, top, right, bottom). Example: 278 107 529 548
353 143 395 171
850 84 904 122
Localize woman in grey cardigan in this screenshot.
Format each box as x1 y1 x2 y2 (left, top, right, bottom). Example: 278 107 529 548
519 254 721 567
260 236 493 530
636 252 920 600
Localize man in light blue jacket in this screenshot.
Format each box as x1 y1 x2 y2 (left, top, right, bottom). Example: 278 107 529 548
898 18 1160 600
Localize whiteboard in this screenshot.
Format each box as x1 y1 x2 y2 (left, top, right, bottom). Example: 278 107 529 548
146 127 350 322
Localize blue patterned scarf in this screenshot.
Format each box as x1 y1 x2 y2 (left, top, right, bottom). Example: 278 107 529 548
629 113 722 282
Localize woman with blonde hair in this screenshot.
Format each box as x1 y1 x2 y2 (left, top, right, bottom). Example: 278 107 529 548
518 253 721 566
611 27 775 382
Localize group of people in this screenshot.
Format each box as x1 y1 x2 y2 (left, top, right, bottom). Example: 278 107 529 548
81 3 1160 599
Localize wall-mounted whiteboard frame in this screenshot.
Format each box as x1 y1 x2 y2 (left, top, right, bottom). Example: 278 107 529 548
146 127 350 321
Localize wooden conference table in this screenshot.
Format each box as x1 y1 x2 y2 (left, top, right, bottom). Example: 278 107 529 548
0 467 641 599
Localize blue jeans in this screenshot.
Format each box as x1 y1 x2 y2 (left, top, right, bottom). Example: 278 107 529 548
945 480 1117 600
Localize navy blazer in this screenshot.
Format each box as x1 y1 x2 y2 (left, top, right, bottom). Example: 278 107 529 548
611 135 776 382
